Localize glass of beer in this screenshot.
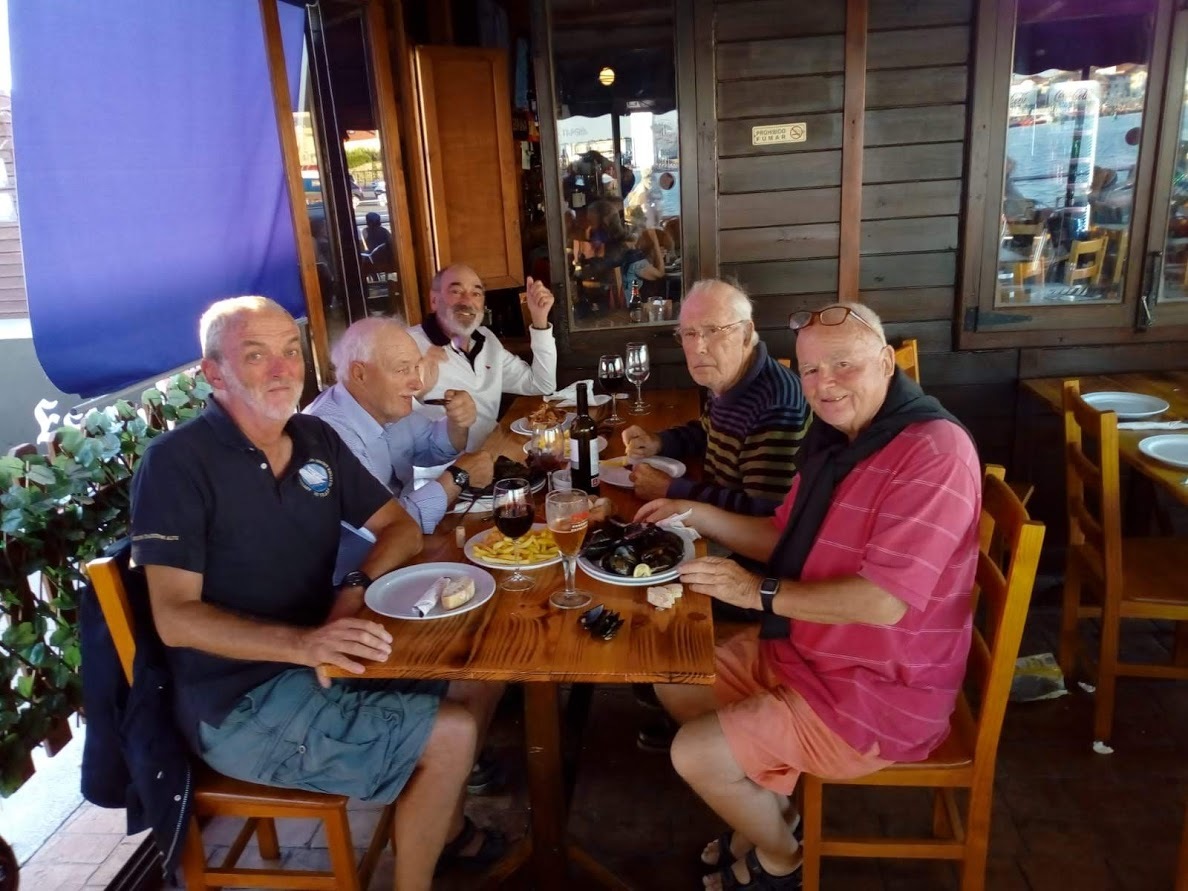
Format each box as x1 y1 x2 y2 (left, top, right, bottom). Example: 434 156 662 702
545 489 592 610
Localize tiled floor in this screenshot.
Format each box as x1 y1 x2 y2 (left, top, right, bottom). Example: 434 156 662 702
16 596 1188 889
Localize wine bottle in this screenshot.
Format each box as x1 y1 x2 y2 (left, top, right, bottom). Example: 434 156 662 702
570 382 600 495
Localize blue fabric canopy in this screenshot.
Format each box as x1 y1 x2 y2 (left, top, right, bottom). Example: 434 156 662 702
10 1 307 397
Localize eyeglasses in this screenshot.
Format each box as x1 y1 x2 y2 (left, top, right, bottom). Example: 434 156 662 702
788 305 877 333
672 319 748 345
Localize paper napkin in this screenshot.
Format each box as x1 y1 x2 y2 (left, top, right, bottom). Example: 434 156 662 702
656 509 701 541
1117 421 1188 430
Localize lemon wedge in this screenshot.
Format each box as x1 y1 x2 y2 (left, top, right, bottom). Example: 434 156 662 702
632 563 653 578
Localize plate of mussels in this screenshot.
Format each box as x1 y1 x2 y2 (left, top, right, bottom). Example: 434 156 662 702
576 519 695 586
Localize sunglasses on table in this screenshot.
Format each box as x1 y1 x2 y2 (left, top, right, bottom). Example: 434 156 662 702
787 305 877 333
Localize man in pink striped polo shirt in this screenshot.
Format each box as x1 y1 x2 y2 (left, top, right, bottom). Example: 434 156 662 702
637 303 981 891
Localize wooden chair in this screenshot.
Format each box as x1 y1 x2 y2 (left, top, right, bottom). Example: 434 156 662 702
1064 237 1106 286
894 338 920 384
801 466 1046 891
1058 380 1188 747
85 556 393 891
1011 227 1049 286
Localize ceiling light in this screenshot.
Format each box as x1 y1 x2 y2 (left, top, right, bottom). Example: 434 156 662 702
598 67 615 87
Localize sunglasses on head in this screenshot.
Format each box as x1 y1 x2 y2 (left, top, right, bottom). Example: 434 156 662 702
787 305 877 334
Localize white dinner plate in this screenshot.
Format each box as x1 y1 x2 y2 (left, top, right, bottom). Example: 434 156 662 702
522 436 606 455
1137 434 1188 470
364 562 495 620
597 456 688 489
1082 391 1170 420
464 522 562 570
448 475 547 514
510 412 576 436
577 529 696 587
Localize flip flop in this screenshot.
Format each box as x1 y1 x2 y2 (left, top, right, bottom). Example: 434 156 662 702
701 814 803 871
714 850 803 890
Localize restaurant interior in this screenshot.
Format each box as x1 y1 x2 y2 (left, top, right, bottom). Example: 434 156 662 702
6 0 1188 890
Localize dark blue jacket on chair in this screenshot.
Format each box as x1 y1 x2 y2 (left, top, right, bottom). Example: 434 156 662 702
80 540 193 880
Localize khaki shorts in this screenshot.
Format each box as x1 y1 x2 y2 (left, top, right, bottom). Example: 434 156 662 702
714 630 890 795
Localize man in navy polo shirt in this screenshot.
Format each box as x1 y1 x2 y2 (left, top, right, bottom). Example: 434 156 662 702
130 296 503 886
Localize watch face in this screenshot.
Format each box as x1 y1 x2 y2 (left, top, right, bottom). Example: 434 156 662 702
342 571 371 589
452 466 469 486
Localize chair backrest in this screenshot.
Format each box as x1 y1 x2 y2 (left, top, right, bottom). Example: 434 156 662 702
1061 379 1122 592
964 465 1045 780
86 556 138 684
1066 237 1106 284
894 338 920 384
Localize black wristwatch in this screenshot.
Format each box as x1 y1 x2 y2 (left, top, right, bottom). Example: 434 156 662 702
339 570 372 591
759 577 780 614
446 464 470 488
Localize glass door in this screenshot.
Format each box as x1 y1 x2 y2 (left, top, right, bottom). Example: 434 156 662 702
1141 7 1188 328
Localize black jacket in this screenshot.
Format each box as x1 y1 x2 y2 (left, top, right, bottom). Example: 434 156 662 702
80 540 193 879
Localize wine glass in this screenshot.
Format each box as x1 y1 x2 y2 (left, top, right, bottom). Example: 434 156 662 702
597 354 627 427
545 489 592 610
493 478 535 591
625 342 651 414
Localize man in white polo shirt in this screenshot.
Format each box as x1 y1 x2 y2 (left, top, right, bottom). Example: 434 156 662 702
411 264 557 450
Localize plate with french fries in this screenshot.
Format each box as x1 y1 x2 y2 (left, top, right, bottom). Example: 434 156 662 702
463 523 563 570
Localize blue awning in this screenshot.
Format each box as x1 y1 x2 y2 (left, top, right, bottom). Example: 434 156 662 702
10 1 308 398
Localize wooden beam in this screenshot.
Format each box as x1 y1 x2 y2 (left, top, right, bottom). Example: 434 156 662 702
388 0 437 314
688 0 715 280
258 0 330 385
838 0 868 301
366 0 421 324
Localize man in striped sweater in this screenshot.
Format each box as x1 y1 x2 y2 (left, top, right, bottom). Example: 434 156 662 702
622 279 810 515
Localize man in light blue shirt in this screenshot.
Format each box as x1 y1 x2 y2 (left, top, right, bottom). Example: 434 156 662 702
306 317 494 534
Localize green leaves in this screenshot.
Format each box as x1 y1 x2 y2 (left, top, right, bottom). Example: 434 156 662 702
0 369 212 795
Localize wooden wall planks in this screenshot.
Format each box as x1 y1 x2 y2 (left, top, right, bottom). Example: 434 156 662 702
719 151 841 193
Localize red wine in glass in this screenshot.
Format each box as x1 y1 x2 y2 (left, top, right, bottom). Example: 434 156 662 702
597 353 627 427
494 506 534 540
492 477 535 591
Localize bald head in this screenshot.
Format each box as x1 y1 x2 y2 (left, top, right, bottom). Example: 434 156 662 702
432 264 485 340
682 279 757 346
677 278 759 396
333 315 425 425
331 315 409 371
200 295 291 360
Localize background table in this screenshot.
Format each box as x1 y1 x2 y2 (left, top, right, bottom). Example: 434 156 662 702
326 387 714 889
1021 371 1188 506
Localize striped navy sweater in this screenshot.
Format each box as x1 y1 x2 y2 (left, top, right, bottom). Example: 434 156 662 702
660 341 811 515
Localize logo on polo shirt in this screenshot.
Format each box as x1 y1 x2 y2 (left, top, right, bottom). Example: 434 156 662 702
298 459 333 496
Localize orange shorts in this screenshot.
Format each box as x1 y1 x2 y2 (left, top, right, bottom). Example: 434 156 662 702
714 629 891 795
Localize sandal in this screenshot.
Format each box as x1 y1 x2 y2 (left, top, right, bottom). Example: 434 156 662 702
434 816 507 874
713 849 802 890
701 814 803 871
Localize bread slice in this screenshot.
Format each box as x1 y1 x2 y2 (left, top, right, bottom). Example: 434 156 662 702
440 576 476 610
646 583 683 610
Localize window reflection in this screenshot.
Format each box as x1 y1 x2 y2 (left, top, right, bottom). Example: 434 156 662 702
995 1 1154 306
300 3 404 334
551 1 682 330
1158 65 1188 303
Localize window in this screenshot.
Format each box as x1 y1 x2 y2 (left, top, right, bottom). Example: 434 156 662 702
961 0 1188 345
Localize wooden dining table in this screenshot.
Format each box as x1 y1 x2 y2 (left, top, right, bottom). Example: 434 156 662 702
1021 370 1188 506
324 387 715 889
